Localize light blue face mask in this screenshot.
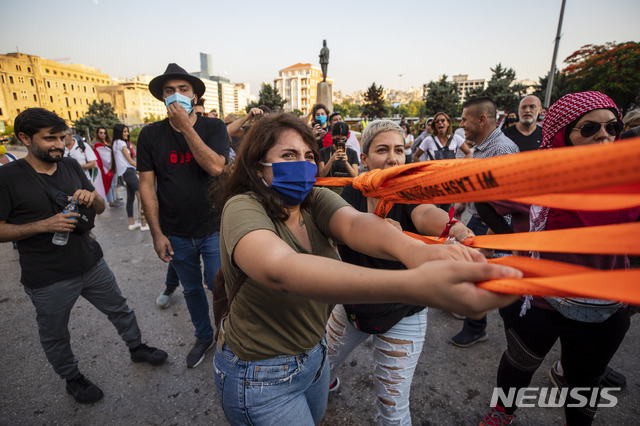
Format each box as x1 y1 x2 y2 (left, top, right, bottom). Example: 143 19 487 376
316 115 327 125
165 92 194 115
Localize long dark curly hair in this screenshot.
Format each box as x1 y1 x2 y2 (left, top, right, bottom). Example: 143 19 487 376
209 113 320 222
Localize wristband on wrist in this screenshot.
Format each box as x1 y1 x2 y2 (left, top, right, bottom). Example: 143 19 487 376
437 207 460 240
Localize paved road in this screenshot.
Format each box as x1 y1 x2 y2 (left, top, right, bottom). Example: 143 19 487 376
0 161 638 425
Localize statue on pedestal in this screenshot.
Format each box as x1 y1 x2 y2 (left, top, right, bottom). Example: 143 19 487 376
319 40 329 82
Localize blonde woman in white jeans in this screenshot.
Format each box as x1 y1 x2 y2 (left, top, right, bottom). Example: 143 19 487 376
326 120 475 425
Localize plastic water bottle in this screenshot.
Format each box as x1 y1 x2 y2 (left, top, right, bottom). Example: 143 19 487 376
52 200 78 246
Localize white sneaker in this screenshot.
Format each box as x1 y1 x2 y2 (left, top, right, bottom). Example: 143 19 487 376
140 224 150 231
128 222 141 231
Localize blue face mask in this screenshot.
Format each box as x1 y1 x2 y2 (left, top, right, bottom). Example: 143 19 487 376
260 161 317 206
316 115 327 125
165 92 194 115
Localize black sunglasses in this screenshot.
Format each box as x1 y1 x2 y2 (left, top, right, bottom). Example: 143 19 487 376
434 118 447 124
572 121 622 138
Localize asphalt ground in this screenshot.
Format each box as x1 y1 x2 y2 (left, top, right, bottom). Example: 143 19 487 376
1 147 638 425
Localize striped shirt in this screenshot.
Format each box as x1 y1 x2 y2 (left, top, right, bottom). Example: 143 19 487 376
472 127 519 159
469 127 519 216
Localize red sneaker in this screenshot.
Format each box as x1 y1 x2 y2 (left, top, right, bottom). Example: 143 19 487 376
479 405 515 426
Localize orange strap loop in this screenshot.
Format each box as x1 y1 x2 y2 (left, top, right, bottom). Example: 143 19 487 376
482 257 640 305
399 235 640 304
350 138 640 216
315 177 353 187
404 221 640 255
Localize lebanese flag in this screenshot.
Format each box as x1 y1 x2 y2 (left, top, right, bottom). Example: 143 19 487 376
94 142 114 201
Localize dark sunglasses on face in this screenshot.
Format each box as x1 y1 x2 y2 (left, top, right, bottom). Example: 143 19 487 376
434 118 447 124
195 112 204 116
572 121 622 138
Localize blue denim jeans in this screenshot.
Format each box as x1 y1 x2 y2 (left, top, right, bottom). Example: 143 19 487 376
106 177 117 203
213 337 330 425
168 233 221 342
165 263 180 289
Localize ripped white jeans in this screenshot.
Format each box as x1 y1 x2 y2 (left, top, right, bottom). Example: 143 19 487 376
326 304 427 426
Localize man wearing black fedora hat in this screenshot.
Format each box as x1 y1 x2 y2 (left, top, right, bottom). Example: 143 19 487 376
137 63 229 368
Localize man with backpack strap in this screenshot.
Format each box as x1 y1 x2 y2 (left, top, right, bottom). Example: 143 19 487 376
64 129 96 180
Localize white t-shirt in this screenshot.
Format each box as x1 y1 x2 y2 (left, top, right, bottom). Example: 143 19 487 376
112 139 135 176
404 134 415 155
346 131 361 158
64 141 97 179
417 134 465 162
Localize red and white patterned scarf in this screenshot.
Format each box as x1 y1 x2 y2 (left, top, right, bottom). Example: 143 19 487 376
530 91 621 237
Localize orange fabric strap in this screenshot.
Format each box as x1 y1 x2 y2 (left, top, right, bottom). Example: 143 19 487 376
350 138 640 216
399 235 640 304
404 222 640 255
315 177 354 187
481 257 640 305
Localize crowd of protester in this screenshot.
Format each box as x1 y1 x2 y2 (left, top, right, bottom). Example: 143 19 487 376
1 61 639 426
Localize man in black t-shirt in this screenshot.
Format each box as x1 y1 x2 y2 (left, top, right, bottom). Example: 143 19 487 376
502 95 543 152
138 63 229 368
0 108 167 405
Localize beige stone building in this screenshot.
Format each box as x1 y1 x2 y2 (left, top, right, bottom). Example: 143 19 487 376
274 63 334 115
0 52 110 126
452 74 487 104
97 75 167 126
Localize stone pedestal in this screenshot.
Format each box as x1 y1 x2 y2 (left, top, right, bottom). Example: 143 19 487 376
317 82 333 112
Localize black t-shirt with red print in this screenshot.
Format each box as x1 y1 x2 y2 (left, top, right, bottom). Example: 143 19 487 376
137 116 229 238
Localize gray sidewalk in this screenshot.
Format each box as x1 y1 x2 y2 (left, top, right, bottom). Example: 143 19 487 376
0 196 638 425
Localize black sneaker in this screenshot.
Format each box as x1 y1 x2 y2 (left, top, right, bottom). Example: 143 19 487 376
186 339 214 368
601 366 627 389
130 343 168 366
549 360 568 388
66 373 104 404
450 329 488 348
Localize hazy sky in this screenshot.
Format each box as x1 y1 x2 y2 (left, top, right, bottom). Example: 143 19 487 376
2 0 638 97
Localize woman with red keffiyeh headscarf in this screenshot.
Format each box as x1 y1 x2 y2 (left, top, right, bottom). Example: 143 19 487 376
480 92 640 426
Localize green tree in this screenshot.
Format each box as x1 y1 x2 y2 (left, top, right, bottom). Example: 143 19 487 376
362 83 386 118
532 71 572 107
291 109 303 117
387 100 425 118
424 75 459 118
74 100 119 137
334 99 362 118
144 113 162 123
246 83 286 112
129 128 142 146
406 100 426 118
471 63 526 112
1 124 18 145
562 42 640 112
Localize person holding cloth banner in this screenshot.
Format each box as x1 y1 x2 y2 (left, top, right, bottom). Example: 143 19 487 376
480 91 640 426
325 120 475 425
209 113 521 425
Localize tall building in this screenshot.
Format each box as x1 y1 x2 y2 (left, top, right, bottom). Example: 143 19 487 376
219 82 236 118
198 77 220 114
514 79 537 95
452 74 487 104
233 83 249 114
0 52 110 125
97 74 167 126
274 63 334 115
200 52 213 75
